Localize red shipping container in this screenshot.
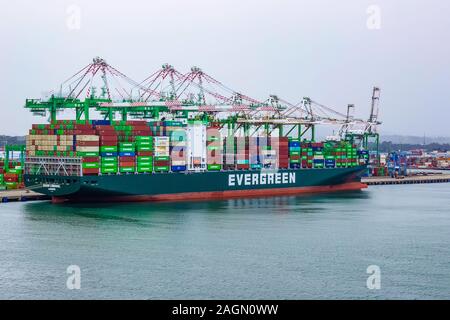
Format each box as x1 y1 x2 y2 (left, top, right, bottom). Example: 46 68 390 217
95 125 116 130
125 120 147 125
4 173 19 182
136 151 153 156
119 161 135 167
82 157 100 162
97 130 118 136
153 161 170 166
76 141 99 147
74 124 94 129
82 168 99 175
131 131 152 136
100 134 118 140
119 156 135 162
74 129 96 135
100 141 118 147
237 164 250 170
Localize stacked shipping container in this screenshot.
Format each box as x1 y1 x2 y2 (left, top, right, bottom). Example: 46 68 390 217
0 159 23 190
206 127 222 171
24 120 364 178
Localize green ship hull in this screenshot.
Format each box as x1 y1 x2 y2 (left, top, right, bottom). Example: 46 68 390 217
24 166 368 203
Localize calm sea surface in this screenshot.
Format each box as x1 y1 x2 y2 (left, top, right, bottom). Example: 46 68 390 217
1 184 449 299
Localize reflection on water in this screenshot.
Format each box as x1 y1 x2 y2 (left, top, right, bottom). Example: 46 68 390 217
22 190 370 222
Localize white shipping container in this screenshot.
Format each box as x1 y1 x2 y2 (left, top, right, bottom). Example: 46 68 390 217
76 135 99 142
171 160 187 166
154 151 170 156
76 146 100 152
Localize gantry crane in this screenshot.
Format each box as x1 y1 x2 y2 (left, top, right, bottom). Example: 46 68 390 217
343 87 382 164
24 57 375 144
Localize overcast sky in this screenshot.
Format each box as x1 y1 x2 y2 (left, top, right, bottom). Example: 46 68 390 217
0 0 449 136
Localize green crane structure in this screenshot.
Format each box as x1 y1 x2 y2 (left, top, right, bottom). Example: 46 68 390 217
24 57 372 143
343 87 382 164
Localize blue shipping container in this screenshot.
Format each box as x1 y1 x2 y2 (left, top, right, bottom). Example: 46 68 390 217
171 165 187 172
92 120 111 126
101 152 118 157
119 152 135 157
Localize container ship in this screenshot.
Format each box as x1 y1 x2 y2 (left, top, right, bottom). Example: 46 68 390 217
22 58 375 203
23 120 368 203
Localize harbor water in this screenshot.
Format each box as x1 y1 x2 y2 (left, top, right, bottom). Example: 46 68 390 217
1 183 449 299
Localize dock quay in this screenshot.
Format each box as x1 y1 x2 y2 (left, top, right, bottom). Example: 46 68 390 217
0 189 50 203
362 174 450 185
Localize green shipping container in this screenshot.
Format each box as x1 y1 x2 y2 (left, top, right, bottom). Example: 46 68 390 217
101 168 117 174
119 167 135 173
137 162 152 167
136 141 153 147
82 162 99 169
136 146 153 151
136 136 152 142
100 146 118 152
207 164 222 171
137 167 153 173
101 156 118 163
119 142 135 148
101 162 118 168
7 169 22 174
137 156 153 162
154 156 170 161
154 166 169 171
77 152 99 157
6 182 18 189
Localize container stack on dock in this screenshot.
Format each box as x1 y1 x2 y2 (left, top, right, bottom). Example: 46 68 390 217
0 159 23 190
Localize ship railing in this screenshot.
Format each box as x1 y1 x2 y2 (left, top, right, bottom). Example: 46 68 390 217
25 157 83 177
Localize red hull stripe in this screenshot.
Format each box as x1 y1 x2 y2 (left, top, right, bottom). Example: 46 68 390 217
52 182 368 204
